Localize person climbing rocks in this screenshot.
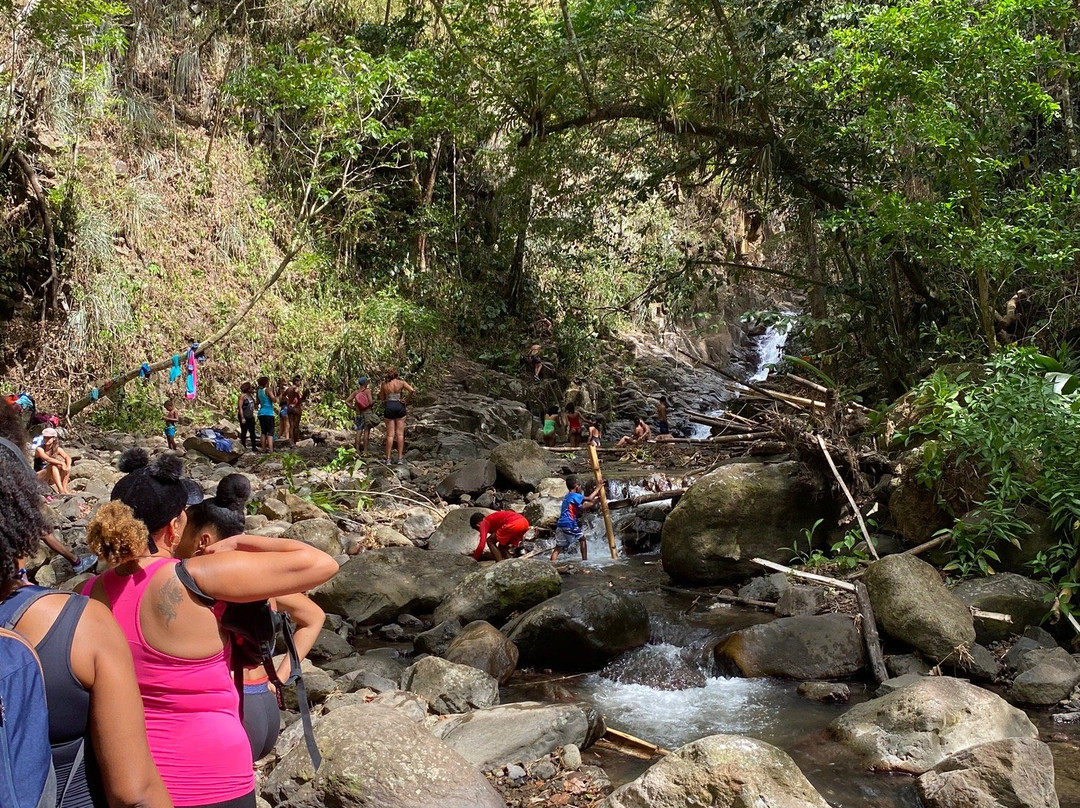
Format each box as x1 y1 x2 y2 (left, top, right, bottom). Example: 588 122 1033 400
468 511 530 561
163 398 179 451
525 344 546 382
256 376 276 451
238 381 257 452
550 476 600 562
35 427 73 494
542 405 560 447
351 376 378 454
379 367 415 465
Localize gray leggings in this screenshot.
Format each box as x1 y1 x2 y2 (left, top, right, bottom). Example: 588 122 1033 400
242 683 281 761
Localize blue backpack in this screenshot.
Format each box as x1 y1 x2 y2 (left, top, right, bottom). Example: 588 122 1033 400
0 621 56 808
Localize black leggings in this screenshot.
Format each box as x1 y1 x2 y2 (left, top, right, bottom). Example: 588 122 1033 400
242 684 281 761
239 418 257 451
258 415 275 436
189 792 256 808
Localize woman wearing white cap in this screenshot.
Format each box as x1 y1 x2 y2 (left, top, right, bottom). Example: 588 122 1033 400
35 427 73 494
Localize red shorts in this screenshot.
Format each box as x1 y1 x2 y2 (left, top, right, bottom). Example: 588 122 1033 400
493 514 530 548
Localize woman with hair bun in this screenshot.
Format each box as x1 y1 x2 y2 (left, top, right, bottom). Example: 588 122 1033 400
84 451 338 808
176 474 324 760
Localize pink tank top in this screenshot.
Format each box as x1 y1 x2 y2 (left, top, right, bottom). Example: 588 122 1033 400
85 559 254 805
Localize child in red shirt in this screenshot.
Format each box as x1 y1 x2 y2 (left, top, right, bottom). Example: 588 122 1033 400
469 511 530 561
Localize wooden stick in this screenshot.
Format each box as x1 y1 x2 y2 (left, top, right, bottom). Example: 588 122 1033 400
587 444 618 559
815 434 878 561
781 373 829 395
970 608 1013 624
602 728 670 757
751 557 857 591
658 584 776 611
607 489 686 510
854 581 889 684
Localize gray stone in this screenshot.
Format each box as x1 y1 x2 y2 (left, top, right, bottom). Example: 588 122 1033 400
257 497 291 522
961 643 1001 683
282 660 334 709
434 558 562 627
916 738 1059 808
431 702 597 772
489 440 552 492
561 744 582 770
775 585 826 617
600 734 831 808
428 508 493 556
797 682 850 704
307 629 354 664
281 518 343 556
863 555 976 661
348 671 398 693
272 488 326 522
830 676 1038 774
738 573 792 603
1009 647 1080 706
1005 637 1045 669
335 652 407 686
506 764 527 780
399 655 499 715
414 620 463 656
522 498 562 530
887 654 931 678
505 586 650 671
660 461 836 583
444 621 519 683
950 574 1053 644
371 690 429 722
715 614 866 680
1023 625 1058 647
532 760 557 780
537 477 569 498
877 673 929 695
402 511 436 540
436 459 498 502
375 525 413 547
262 704 503 808
245 514 269 532
310 547 476 625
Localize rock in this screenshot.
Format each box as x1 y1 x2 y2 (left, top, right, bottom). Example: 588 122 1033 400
262 704 503 808
863 555 975 661
521 498 562 530
775 585 826 616
428 508 493 555
310 547 476 625
1005 637 1047 670
561 744 582 770
916 738 1058 808
600 734 831 808
532 760 557 780
737 573 791 603
715 614 865 680
245 514 269 532
436 459 497 502
281 518 343 556
444 621 519 683
830 676 1038 774
877 673 929 695
374 525 413 547
950 574 1052 644
889 449 952 547
399 655 499 715
797 682 850 704
660 461 836 583
402 511 436 540
961 643 1001 683
282 660 335 709
345 671 398 694
248 520 292 538
257 497 291 522
1009 647 1080 706
414 620 463 656
505 586 650 671
489 440 551 492
371 690 429 722
505 764 526 780
887 654 932 678
433 558 562 627
307 629 354 664
430 702 597 772
537 477 570 498
271 489 326 522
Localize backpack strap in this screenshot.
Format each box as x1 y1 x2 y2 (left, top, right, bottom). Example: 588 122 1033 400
0 435 32 474
0 586 63 630
270 614 321 771
174 561 216 606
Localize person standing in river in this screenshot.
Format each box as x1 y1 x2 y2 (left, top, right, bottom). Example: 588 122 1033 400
379 367 415 464
550 476 600 562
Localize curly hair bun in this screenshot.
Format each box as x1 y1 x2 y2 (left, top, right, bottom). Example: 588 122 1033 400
117 447 151 473
215 474 251 513
87 500 150 562
148 454 184 482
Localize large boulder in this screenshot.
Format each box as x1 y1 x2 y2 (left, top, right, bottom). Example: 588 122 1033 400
444 621 519 683
950 574 1052 644
889 448 952 547
714 614 866 680
436 459 497 503
427 508 493 556
600 734 831 808
399 655 500 715
504 586 649 671
261 704 503 808
863 555 975 661
271 488 327 522
522 498 562 530
916 738 1059 808
309 547 476 625
660 461 835 583
433 558 562 627
830 676 1038 774
281 518 343 556
1009 647 1080 707
430 702 598 772
489 439 551 492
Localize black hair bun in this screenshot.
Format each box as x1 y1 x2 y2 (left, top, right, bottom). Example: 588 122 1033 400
147 454 184 482
215 474 251 513
118 448 151 473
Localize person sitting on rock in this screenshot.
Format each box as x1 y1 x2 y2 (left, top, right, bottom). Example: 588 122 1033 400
550 476 600 562
34 427 73 494
469 511 531 562
615 418 652 448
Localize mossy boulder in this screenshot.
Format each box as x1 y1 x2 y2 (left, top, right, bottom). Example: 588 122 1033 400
433 558 562 627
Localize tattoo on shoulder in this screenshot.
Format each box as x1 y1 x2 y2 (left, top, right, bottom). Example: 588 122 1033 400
157 577 184 627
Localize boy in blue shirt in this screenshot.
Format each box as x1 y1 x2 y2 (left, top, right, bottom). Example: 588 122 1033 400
550 475 601 562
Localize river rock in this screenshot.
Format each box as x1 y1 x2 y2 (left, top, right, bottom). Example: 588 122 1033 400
414 620 463 656
950 574 1052 644
257 497 291 522
660 461 835 583
714 614 866 680
428 508 493 555
830 676 1038 774
282 660 334 709
505 586 650 671
889 449 952 547
738 573 791 603
433 558 562 627
399 655 499 715
307 629 354 664
281 518 343 556
271 488 326 522
310 547 476 625
863 554 975 661
436 459 498 502
797 682 850 704
444 621 519 683
1009 647 1080 706
262 704 503 808
538 477 569 498
401 510 436 540
374 525 413 547
522 498 562 529
916 738 1058 808
776 585 826 616
430 701 598 772
600 734 831 808
489 439 551 492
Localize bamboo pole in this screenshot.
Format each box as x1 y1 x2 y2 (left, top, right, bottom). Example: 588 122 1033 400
815 434 878 560
751 557 856 591
588 443 618 559
854 581 889 684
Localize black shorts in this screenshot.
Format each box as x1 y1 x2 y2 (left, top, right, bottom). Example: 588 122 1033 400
258 415 276 436
384 400 406 420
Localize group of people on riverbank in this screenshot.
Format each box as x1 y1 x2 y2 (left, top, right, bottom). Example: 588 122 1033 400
234 376 307 453
0 397 337 808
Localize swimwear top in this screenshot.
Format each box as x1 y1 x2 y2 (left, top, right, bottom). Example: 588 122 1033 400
387 392 402 401
256 388 274 417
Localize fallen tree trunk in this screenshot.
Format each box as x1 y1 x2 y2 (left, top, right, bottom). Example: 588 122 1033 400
607 489 686 510
854 581 889 684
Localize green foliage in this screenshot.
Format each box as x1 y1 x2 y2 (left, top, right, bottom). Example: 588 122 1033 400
899 347 1080 581
88 381 163 433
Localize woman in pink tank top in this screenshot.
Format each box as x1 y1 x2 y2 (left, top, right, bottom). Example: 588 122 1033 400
83 451 338 808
